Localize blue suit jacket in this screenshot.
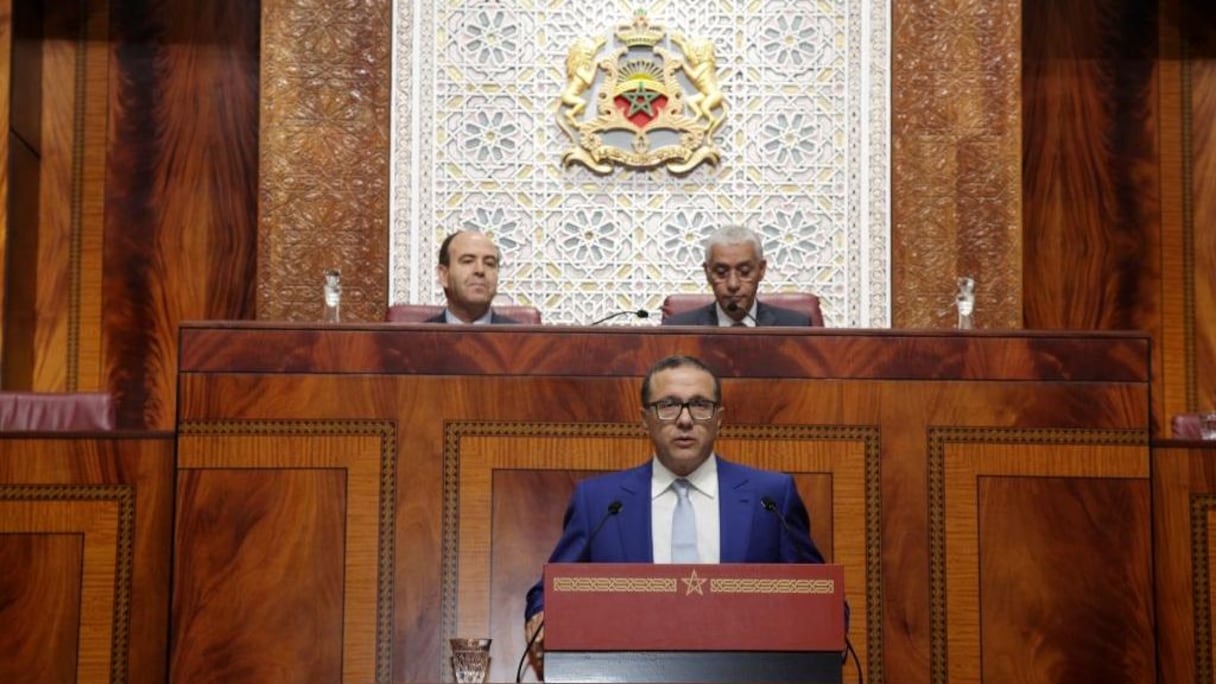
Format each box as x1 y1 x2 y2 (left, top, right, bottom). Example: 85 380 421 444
524 457 825 619
661 301 811 326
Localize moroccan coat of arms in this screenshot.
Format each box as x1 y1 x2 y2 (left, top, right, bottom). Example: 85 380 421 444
557 12 726 175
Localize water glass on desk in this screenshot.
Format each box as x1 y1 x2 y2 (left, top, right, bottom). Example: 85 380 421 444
450 637 491 683
1202 412 1216 440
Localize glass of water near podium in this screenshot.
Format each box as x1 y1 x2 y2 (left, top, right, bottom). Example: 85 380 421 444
1202 412 1216 440
323 269 341 323
955 276 975 330
449 637 491 683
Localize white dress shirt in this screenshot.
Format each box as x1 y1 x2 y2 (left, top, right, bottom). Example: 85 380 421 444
651 454 721 563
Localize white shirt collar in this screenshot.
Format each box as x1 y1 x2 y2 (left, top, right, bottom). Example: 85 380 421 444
651 453 719 499
443 307 494 324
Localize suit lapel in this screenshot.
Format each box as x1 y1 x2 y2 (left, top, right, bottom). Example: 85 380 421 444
614 462 654 562
754 302 775 326
717 459 756 562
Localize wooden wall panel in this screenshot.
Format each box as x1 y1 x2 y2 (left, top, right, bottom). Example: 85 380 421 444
1023 0 1167 427
0 433 175 684
29 2 80 390
892 0 1023 329
1187 7 1216 415
105 0 259 428
175 325 1150 684
0 535 82 684
1153 443 1216 683
943 439 1152 683
173 428 394 684
0 0 10 370
171 469 347 682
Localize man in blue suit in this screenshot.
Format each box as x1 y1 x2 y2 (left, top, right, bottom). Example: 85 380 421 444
662 225 812 327
426 230 519 324
523 354 825 653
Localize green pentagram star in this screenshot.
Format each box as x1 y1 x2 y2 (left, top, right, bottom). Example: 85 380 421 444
621 82 661 117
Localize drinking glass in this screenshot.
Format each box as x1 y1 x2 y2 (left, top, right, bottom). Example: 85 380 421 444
450 637 491 684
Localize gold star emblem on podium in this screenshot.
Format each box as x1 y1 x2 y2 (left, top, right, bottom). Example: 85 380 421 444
681 569 706 595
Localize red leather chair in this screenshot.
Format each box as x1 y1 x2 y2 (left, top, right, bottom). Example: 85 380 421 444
660 293 824 326
0 392 116 431
385 304 542 324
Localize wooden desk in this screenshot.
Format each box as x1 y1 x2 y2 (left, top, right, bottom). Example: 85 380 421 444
173 323 1152 683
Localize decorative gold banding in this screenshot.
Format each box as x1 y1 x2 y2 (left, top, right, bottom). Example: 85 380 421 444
552 577 676 592
710 578 836 595
1191 494 1216 683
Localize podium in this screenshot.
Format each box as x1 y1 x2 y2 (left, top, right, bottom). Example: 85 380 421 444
543 563 846 683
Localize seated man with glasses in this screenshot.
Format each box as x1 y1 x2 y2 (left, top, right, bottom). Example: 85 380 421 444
522 354 825 661
663 224 811 327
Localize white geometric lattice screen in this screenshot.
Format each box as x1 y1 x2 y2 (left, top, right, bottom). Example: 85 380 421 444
391 0 890 327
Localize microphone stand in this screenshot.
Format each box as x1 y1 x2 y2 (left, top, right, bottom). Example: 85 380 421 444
587 309 650 326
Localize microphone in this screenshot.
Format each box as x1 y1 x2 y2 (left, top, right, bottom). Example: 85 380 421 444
762 496 860 683
725 301 757 325
760 496 815 561
587 309 650 326
516 500 623 682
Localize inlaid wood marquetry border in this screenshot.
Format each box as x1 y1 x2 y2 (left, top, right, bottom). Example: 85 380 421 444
63 0 108 390
926 427 1149 684
1191 493 1216 683
440 421 882 683
177 420 397 683
0 484 134 683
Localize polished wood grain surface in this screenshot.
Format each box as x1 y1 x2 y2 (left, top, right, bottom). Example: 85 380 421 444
0 433 174 684
1153 442 1216 683
105 1 259 428
175 325 1150 683
177 323 1151 382
0 535 82 684
1189 5 1216 415
0 0 10 372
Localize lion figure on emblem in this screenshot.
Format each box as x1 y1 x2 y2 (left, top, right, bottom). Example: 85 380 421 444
672 33 725 140
560 36 606 127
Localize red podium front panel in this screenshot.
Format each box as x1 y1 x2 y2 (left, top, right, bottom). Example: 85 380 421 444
544 563 845 653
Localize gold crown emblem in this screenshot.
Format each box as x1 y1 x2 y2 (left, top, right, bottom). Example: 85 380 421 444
615 13 664 48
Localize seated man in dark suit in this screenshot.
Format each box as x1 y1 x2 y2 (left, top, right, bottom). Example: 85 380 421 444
428 230 519 324
662 225 810 326
522 354 825 662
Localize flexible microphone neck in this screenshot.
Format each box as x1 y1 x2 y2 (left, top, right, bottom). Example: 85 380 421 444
762 497 857 681
761 496 815 563
587 309 650 326
516 500 622 682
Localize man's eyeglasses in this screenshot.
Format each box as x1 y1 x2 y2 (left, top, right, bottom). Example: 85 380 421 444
647 399 720 422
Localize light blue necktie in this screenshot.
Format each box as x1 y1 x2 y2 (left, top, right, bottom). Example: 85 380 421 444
671 478 699 563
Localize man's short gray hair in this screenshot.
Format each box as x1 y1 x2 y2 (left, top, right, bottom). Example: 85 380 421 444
704 225 765 263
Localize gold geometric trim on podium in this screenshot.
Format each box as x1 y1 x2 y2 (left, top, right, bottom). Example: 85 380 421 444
552 577 677 592
178 419 397 684
710 578 837 594
926 427 1148 684
0 484 134 683
1191 493 1216 683
440 420 881 683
